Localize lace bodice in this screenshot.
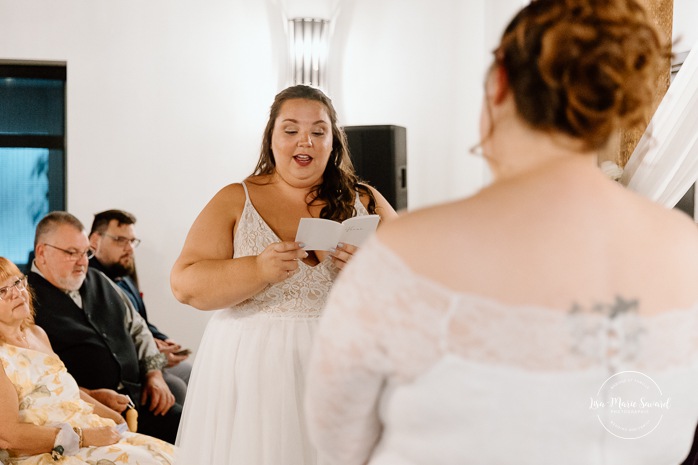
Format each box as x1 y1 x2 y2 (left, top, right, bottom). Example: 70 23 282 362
306 237 698 465
314 236 698 375
231 182 369 317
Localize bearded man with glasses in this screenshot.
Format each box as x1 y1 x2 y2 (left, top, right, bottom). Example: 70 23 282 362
88 209 192 406
27 211 182 444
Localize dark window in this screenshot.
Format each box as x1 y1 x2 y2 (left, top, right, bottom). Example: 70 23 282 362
0 63 66 271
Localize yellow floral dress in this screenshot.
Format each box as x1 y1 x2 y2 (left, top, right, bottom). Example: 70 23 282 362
0 343 175 465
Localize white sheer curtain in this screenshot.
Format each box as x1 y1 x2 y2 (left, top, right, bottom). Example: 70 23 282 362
621 42 698 210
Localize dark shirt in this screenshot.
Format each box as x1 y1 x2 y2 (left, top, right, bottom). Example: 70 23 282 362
89 257 168 340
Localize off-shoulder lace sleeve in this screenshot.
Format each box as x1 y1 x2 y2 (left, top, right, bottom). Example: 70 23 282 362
305 235 698 464
306 236 453 464
306 238 387 464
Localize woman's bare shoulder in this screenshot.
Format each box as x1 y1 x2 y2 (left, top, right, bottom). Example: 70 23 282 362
27 324 53 350
214 181 246 200
376 197 481 249
183 183 248 239
201 182 249 215
651 206 698 258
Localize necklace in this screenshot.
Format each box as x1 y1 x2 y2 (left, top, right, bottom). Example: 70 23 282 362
0 328 28 348
19 329 28 346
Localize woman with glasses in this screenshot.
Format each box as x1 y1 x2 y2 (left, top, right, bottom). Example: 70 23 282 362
0 256 175 464
171 84 397 465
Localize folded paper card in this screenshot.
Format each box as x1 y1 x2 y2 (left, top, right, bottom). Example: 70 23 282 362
295 215 380 251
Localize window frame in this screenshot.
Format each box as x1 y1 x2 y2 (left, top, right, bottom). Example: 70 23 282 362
0 61 67 270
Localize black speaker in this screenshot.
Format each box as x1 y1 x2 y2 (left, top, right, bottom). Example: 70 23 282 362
343 125 407 211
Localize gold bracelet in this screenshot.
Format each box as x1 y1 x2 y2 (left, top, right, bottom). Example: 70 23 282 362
72 426 84 448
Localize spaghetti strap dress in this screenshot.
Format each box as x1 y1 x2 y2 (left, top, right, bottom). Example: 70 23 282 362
175 181 369 465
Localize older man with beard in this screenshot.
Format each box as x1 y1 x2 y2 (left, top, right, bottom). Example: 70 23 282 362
87 209 192 405
28 211 182 444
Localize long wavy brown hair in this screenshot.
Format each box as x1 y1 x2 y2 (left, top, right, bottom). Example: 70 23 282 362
251 85 376 222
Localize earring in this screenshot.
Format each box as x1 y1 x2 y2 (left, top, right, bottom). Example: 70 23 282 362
468 143 483 157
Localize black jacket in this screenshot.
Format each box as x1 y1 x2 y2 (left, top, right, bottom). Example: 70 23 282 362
29 269 143 403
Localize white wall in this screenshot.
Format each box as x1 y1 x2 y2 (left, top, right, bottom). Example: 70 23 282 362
0 0 688 354
1 0 283 353
328 0 489 207
0 0 496 354
673 0 698 54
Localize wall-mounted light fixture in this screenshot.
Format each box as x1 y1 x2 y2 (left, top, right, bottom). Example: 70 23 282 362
288 17 330 89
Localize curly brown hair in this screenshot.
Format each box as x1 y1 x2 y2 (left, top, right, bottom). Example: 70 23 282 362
251 85 376 222
495 0 668 151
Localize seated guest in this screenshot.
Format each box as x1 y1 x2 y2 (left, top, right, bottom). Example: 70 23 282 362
28 211 182 444
88 209 192 404
0 256 175 464
305 1 698 464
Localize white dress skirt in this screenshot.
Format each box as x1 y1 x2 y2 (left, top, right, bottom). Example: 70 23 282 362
175 182 369 465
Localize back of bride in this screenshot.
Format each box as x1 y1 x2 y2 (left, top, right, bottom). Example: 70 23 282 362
305 1 698 464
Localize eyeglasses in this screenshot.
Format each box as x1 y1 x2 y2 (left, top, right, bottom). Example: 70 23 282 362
103 234 141 248
0 276 27 301
44 243 95 261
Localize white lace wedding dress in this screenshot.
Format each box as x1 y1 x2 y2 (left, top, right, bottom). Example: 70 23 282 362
306 237 698 465
175 182 368 465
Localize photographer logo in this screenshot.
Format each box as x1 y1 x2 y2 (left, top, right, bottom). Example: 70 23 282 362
589 371 671 439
